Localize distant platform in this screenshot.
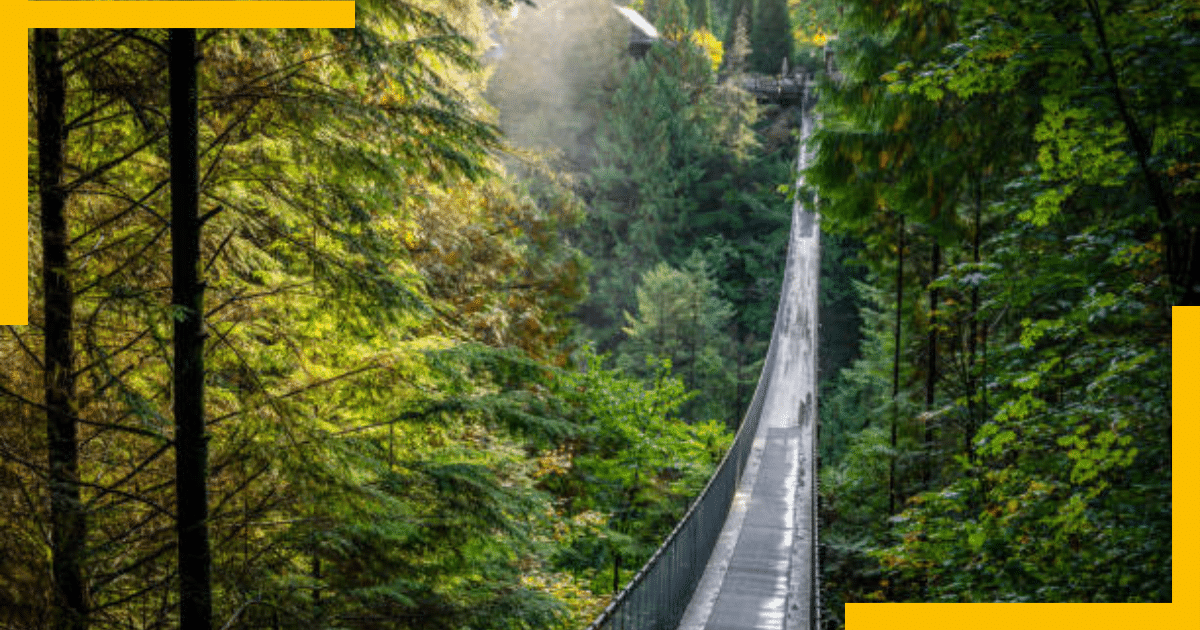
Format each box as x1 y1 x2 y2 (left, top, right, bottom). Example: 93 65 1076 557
738 75 808 106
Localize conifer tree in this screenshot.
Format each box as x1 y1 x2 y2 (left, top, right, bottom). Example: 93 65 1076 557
659 0 692 39
168 28 212 630
617 255 736 424
723 0 752 54
722 6 752 76
688 0 712 31
750 0 794 74
10 16 547 628
34 26 87 630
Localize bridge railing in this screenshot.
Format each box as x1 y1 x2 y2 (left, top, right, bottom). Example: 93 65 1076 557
739 73 807 105
584 200 805 630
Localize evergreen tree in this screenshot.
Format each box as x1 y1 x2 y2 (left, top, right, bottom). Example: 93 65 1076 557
548 347 730 589
722 5 753 76
616 254 736 424
750 0 794 74
34 26 87 630
658 0 693 39
723 0 752 54
9 16 594 628
688 0 713 31
581 42 716 346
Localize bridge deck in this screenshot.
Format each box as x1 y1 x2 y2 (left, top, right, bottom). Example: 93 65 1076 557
581 84 818 630
676 118 819 630
739 76 807 105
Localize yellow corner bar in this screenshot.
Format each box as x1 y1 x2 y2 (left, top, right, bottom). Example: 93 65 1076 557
6 2 355 324
846 309 1195 629
23 2 355 29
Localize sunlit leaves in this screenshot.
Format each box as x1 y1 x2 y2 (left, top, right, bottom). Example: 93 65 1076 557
690 27 725 73
548 347 731 578
815 0 1175 609
13 7 598 628
404 171 587 359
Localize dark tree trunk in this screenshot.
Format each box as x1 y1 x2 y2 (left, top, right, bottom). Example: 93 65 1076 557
889 214 904 517
169 28 212 630
1083 0 1182 301
924 242 939 486
613 552 621 595
36 27 88 630
966 181 982 461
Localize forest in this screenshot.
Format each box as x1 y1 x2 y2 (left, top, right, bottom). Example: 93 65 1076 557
810 0 1183 619
5 0 1184 629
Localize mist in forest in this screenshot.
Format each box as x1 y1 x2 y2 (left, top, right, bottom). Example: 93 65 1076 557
485 0 628 165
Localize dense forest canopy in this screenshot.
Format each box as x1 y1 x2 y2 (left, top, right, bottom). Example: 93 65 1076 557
6 0 1182 629
811 0 1182 618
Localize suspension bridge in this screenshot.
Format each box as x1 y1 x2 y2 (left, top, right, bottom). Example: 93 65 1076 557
585 76 821 630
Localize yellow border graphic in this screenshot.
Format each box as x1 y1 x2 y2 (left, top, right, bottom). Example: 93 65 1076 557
4 1 354 325
6 3 1192 630
847 307 1194 627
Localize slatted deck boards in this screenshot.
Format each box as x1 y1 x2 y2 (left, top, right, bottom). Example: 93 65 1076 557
675 98 820 630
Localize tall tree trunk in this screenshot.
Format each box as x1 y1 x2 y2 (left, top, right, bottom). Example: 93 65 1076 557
169 29 212 630
966 180 982 461
1083 0 1182 301
889 214 904 517
36 27 87 630
924 242 939 486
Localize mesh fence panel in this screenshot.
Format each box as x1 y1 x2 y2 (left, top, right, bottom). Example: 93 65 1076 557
584 154 810 630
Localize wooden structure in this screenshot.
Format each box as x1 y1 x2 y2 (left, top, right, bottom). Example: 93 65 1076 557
739 74 808 106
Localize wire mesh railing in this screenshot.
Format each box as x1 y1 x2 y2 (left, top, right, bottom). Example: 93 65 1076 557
582 337 779 630
583 147 813 630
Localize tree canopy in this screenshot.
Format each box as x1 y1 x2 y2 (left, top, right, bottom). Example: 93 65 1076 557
811 0 1179 617
11 7 738 628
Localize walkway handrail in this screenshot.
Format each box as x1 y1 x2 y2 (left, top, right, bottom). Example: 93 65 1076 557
583 142 812 629
583 315 780 630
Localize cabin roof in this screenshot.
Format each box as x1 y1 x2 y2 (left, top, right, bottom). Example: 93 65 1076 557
614 5 658 42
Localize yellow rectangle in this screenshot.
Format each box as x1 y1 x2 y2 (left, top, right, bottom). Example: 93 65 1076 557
846 307 1194 627
23 2 355 28
6 2 354 324
2 28 26 324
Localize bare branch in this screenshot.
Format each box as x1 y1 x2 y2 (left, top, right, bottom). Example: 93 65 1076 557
64 131 165 193
5 325 44 370
83 443 172 511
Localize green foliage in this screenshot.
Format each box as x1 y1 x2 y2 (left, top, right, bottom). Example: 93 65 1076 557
544 348 732 587
617 253 738 424
813 0 1177 616
689 0 713 32
750 0 795 74
722 0 753 57
577 29 792 361
875 0 1200 294
659 0 694 39
405 170 589 360
10 7 716 629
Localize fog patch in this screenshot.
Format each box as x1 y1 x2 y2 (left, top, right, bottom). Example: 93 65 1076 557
486 0 631 167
